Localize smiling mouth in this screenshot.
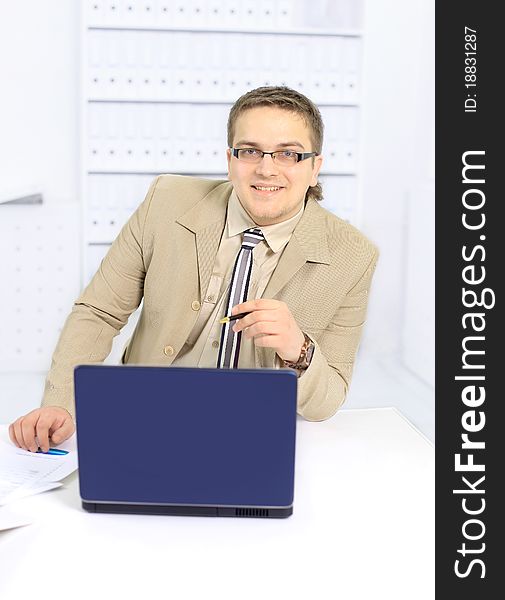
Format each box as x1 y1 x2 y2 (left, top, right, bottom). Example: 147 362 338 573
251 185 284 192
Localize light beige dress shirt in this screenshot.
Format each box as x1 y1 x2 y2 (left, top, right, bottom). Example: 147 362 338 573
173 190 304 369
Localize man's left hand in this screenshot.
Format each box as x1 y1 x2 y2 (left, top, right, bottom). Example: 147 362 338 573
231 299 305 363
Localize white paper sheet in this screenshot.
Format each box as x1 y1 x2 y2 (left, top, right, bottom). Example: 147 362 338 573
0 505 31 531
0 424 78 506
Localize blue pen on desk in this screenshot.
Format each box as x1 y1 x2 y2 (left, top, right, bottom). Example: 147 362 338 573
36 448 69 456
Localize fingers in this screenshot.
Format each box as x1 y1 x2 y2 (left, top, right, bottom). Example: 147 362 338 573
10 411 40 453
35 415 53 453
8 408 75 452
230 299 303 359
232 310 277 332
49 417 75 445
232 299 282 315
236 320 283 339
8 422 20 448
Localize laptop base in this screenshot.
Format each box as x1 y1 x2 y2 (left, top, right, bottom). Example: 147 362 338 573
82 501 292 518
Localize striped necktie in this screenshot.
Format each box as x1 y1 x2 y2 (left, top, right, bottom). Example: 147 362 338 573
217 227 264 368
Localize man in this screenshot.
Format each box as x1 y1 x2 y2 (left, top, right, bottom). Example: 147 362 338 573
9 86 378 453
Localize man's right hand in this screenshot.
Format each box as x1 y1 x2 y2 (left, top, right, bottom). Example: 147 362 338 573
9 407 75 453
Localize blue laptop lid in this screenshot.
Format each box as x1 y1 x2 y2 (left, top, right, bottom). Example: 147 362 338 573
74 366 297 508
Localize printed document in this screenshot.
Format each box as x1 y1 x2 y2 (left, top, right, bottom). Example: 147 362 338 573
0 424 78 506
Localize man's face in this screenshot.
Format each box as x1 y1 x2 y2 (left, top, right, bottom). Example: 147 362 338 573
226 106 323 226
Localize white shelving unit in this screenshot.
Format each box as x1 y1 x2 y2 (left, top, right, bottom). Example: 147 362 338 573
81 0 365 361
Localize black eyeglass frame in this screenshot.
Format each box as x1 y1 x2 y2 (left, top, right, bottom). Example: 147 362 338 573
230 147 319 163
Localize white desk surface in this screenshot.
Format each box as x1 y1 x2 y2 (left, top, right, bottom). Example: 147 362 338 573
0 408 434 600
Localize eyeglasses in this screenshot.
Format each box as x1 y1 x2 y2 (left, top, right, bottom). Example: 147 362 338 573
230 147 319 166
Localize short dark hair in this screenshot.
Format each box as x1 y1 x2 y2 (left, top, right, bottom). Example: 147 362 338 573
227 86 324 202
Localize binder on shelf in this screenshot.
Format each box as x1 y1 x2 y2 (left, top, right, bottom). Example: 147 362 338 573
276 0 295 28
342 37 361 102
325 37 344 100
156 3 173 28
188 0 207 28
204 2 218 27
86 0 103 27
341 107 359 172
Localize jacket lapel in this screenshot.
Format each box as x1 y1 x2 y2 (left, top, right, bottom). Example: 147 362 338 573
262 198 331 299
176 181 232 299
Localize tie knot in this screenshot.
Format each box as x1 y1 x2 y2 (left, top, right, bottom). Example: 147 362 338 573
242 228 264 250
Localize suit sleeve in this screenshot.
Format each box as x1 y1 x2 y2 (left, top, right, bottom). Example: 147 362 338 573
296 248 379 421
40 176 160 419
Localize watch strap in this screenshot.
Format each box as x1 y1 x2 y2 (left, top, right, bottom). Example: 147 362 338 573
282 333 315 370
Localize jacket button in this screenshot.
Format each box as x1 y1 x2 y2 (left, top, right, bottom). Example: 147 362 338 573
163 345 175 356
191 300 201 311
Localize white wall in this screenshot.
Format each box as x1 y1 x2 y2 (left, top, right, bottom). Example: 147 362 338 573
359 0 434 385
0 0 80 205
400 1 435 386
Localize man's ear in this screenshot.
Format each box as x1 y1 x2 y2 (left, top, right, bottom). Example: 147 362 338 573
310 154 323 187
226 147 232 177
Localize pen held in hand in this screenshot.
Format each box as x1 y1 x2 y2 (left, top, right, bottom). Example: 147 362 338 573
219 311 251 324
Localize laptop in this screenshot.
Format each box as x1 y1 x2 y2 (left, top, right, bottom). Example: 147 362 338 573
74 365 297 518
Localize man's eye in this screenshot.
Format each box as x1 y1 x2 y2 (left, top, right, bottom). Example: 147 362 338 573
282 151 296 158
244 149 259 155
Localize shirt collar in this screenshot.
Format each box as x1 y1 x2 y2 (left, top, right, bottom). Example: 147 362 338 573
226 189 304 253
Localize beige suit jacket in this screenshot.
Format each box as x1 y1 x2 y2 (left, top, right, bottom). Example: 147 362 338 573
41 175 378 421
